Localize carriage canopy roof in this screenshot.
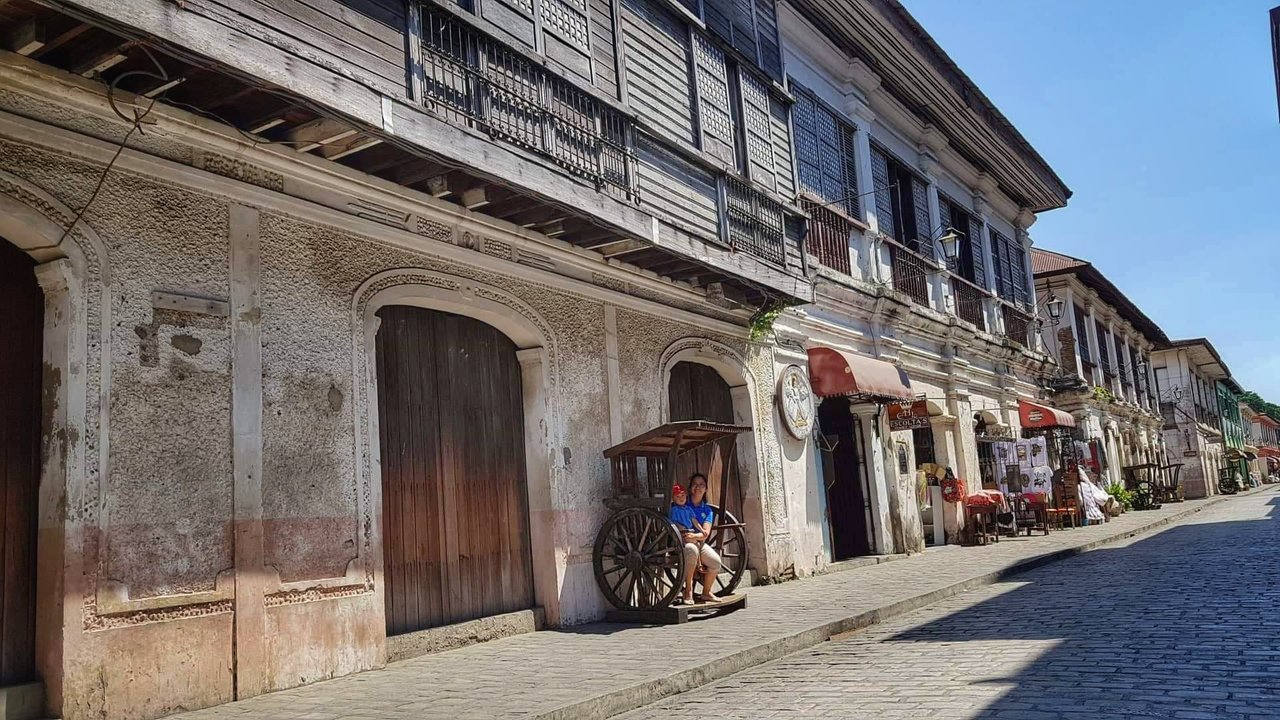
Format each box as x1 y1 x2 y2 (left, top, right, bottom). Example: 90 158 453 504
603 421 752 459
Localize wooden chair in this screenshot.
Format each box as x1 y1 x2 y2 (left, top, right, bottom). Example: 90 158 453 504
1046 474 1080 529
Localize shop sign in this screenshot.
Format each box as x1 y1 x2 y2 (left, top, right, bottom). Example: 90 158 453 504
1182 450 1199 457
1026 408 1045 424
888 400 930 431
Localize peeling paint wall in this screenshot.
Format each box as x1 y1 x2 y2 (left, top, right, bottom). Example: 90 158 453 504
0 89 786 719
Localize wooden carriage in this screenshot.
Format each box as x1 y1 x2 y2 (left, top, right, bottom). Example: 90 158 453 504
592 421 751 622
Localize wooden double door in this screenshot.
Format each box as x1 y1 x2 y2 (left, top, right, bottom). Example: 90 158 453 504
375 306 534 635
668 361 741 515
1 240 41 685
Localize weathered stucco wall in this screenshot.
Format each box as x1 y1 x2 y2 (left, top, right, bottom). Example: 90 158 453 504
0 95 782 717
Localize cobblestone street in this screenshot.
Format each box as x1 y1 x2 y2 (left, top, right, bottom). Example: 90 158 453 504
618 490 1280 720
163 490 1276 720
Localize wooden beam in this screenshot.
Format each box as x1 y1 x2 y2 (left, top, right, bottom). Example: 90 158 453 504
319 136 381 161
391 160 449 186
600 240 650 258
508 206 571 228
284 118 357 153
424 173 451 198
73 42 131 77
143 76 185 98
4 19 46 57
27 21 88 60
460 186 489 210
487 197 542 220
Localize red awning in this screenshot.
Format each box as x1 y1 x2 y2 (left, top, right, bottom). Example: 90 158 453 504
806 347 913 402
1018 399 1076 429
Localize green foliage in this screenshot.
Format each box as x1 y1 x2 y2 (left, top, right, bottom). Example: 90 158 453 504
1105 482 1133 511
1092 385 1115 403
748 297 803 342
1240 390 1280 424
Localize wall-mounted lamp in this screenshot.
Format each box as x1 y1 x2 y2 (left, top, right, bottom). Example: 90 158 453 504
1045 294 1064 322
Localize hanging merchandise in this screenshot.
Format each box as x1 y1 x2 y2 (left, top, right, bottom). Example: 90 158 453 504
1027 436 1048 468
941 467 965 503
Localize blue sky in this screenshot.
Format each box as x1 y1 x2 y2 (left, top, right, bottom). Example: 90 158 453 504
903 0 1280 401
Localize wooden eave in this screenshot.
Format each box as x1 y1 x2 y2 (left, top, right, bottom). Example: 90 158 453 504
17 0 811 305
787 0 1070 213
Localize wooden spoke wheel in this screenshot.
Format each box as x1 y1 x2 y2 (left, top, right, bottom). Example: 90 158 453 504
593 507 684 610
698 506 748 597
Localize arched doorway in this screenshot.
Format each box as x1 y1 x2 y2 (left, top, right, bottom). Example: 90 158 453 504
667 361 741 511
817 398 872 559
0 238 41 686
374 306 534 634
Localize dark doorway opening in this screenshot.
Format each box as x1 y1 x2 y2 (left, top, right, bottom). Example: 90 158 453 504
375 306 535 635
0 238 41 686
817 398 872 560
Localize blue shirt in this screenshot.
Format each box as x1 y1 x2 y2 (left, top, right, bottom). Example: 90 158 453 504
669 503 697 532
690 501 716 529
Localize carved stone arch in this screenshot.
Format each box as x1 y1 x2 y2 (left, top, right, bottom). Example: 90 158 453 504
656 336 779 574
351 268 565 630
0 167 112 716
657 337 755 424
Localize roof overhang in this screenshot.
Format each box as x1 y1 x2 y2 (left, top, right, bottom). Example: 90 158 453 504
1162 339 1231 380
1032 251 1168 345
1271 5 1280 123
783 0 1070 212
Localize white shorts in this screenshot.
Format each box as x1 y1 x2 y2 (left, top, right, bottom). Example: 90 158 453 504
682 542 722 575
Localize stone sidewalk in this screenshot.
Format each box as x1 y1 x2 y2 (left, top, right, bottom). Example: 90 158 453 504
172 488 1275 720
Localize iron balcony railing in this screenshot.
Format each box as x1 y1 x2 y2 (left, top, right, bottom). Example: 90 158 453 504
887 240 931 307
801 199 852 274
1000 303 1032 347
421 10 635 200
726 177 787 266
950 277 987 331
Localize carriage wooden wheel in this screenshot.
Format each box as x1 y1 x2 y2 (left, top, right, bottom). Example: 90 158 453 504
592 421 752 618
593 507 684 609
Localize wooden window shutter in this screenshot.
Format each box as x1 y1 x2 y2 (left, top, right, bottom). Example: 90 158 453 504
730 0 758 61
871 147 894 240
792 84 858 218
739 68 776 190
754 0 782 79
703 0 734 44
910 176 932 257
967 212 986 287
1010 239 1029 307
692 33 736 165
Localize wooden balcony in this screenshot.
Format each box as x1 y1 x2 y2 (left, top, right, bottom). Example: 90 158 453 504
1 0 811 304
421 9 635 201
1000 303 1032 347
950 277 986 331
887 241 931 307
801 200 853 274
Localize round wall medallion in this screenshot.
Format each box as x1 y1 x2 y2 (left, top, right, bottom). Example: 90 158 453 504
778 364 815 439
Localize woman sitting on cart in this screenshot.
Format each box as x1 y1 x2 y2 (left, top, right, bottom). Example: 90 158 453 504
668 474 721 605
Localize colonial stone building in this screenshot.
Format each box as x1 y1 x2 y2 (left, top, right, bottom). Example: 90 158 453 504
769 0 1071 559
0 0 816 716
0 0 1072 719
1152 339 1235 498
1031 248 1167 489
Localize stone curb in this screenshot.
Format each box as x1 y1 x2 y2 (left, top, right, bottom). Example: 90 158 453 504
535 486 1276 720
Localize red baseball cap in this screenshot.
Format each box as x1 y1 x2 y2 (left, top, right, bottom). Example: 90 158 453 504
671 484 687 496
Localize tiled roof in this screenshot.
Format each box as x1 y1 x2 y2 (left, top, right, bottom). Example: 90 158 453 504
1030 247 1087 275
